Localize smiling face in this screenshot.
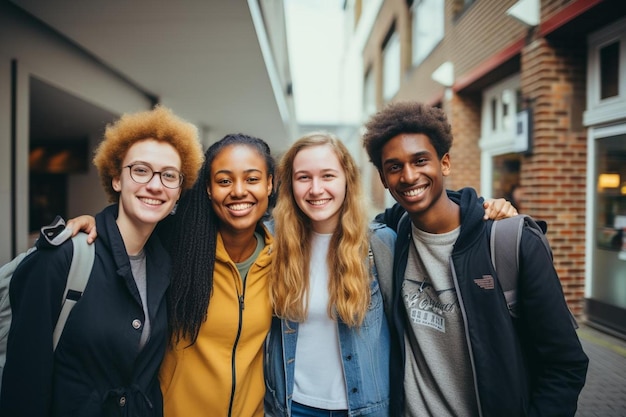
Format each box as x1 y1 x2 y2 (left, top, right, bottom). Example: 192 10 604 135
291 144 347 234
379 133 450 218
207 144 273 236
112 139 182 231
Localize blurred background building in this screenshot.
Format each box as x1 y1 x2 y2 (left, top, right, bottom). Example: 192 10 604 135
338 0 626 336
0 0 296 261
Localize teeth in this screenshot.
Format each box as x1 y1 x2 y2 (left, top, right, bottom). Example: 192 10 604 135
308 199 330 206
228 203 253 211
140 198 163 205
403 186 427 197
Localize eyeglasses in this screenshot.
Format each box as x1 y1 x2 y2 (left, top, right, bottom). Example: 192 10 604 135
124 164 183 189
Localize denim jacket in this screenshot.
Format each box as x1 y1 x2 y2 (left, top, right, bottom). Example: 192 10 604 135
264 224 394 417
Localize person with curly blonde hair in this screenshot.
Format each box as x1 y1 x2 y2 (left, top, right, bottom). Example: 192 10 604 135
94 105 204 203
0 105 204 417
265 132 393 416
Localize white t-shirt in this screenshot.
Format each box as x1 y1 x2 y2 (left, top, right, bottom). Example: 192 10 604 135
292 231 348 410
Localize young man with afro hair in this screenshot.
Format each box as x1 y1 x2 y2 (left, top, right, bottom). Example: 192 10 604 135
364 101 588 417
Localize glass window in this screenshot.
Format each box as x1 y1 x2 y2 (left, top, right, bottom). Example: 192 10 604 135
412 0 444 66
592 134 626 308
600 41 619 100
383 31 400 102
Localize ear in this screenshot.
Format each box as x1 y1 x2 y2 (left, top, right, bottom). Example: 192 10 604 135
112 177 122 192
377 169 389 189
206 184 211 199
441 153 451 177
267 174 273 195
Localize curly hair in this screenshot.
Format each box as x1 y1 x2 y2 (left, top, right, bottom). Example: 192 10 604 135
158 133 275 345
93 105 204 202
362 101 453 170
270 132 370 328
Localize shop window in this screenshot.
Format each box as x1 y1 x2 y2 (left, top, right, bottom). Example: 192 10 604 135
592 133 626 311
411 0 444 66
595 135 626 252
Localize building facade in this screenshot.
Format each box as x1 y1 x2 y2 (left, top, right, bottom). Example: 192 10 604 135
341 0 626 335
0 0 295 263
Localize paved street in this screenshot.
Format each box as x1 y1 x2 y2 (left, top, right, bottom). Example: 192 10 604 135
576 324 626 416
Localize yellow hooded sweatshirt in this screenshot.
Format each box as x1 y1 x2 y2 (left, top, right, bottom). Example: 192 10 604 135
160 228 273 417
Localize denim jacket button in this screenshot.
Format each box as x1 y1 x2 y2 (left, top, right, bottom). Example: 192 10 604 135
346 355 352 360
351 388 358 393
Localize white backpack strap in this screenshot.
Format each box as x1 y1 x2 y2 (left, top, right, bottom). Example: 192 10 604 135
52 233 94 350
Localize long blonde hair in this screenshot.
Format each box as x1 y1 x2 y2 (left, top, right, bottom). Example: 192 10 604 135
270 132 371 327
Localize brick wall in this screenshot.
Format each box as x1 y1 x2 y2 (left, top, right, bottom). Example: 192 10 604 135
450 0 524 77
360 0 589 314
520 37 587 315
446 92 482 192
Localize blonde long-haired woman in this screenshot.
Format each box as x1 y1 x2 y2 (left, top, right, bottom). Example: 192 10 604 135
265 132 393 417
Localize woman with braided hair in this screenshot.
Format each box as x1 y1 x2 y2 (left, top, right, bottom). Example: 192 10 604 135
157 133 275 417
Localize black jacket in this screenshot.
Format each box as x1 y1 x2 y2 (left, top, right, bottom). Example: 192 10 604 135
377 188 588 417
0 204 170 417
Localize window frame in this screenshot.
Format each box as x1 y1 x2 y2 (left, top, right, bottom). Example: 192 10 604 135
479 73 523 156
584 16 626 127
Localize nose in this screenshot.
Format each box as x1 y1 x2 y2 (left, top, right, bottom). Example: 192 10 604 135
146 172 164 190
400 164 418 184
232 180 248 197
310 177 323 195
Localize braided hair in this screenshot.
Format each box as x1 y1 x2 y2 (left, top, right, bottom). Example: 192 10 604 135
158 133 275 345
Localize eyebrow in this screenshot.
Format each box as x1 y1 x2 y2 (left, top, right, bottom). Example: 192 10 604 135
294 168 340 174
126 160 181 171
214 168 264 176
382 150 431 166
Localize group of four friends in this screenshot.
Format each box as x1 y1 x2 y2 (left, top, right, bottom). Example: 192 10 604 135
1 101 588 416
